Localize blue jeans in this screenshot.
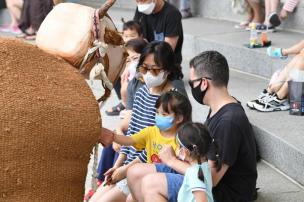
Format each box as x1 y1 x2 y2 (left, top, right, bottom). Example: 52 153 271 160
97 145 119 181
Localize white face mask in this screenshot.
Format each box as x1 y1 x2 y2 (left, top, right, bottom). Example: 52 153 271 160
137 1 156 15
127 61 139 81
143 71 167 89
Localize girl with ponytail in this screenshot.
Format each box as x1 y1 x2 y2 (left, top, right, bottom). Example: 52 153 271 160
177 122 220 202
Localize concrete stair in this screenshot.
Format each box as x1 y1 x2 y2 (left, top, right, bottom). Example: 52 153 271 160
78 3 304 189
80 0 304 33
1 1 304 201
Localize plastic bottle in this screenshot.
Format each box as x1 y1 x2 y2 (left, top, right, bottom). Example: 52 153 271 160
261 31 268 46
249 23 258 48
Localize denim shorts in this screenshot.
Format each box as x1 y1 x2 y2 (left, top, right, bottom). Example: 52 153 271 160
155 164 184 202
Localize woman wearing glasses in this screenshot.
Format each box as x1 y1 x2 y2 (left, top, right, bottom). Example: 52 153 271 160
89 41 187 202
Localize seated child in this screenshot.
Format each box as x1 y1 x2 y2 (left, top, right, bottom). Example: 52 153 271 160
91 90 192 202
106 20 143 116
177 122 216 202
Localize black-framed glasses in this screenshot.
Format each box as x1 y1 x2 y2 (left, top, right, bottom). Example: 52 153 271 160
188 77 212 88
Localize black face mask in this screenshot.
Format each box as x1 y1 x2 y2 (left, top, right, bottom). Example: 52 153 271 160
190 80 207 105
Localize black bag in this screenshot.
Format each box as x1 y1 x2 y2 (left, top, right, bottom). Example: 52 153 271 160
0 0 6 9
288 81 304 116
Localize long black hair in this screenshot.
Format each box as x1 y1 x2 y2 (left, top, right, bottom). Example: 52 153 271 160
138 41 183 80
177 122 222 181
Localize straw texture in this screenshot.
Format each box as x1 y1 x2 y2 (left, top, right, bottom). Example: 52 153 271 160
0 38 101 202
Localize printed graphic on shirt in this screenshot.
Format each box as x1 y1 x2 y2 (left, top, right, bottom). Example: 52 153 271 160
151 154 161 163
150 141 164 163
154 31 165 41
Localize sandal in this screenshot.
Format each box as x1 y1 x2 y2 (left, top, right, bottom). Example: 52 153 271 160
267 47 288 59
25 34 36 41
105 102 125 116
235 21 250 29
16 31 36 39
269 12 281 27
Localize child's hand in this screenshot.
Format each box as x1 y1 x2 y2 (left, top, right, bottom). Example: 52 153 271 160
110 165 127 183
104 166 117 185
99 127 114 147
112 142 121 152
159 145 177 166
121 67 130 83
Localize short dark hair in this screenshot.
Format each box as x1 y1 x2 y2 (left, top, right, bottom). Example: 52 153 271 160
190 51 229 87
125 38 148 54
138 41 183 80
155 90 192 126
122 20 142 36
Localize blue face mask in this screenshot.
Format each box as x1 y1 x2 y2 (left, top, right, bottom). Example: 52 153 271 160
155 114 174 131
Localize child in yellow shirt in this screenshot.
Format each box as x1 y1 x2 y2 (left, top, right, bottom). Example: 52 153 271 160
103 90 192 164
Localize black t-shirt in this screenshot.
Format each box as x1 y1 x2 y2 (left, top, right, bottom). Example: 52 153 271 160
134 2 183 64
206 103 257 202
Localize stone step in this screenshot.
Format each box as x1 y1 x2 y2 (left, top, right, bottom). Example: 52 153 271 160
106 7 304 79
96 69 304 201
99 7 304 187
86 77 304 201
1 1 304 191
79 0 304 33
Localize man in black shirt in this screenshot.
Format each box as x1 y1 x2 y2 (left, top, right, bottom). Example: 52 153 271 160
134 0 183 64
189 51 258 202
126 51 257 202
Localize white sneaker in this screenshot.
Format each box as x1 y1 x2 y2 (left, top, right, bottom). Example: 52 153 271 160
247 89 270 109
253 93 290 112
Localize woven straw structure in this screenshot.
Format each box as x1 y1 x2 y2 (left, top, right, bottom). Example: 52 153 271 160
0 38 101 201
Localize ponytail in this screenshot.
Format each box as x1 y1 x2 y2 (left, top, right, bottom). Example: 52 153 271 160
194 145 205 182
212 139 222 172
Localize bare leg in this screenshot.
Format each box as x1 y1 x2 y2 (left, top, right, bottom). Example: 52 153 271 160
142 173 168 202
120 80 128 107
264 0 279 25
126 194 136 202
270 54 304 99
270 0 280 13
91 186 126 202
6 0 23 27
89 185 114 202
247 0 263 23
264 0 271 25
127 163 157 202
282 40 304 56
269 54 300 93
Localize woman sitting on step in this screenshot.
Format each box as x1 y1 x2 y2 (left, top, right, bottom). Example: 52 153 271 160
247 40 304 112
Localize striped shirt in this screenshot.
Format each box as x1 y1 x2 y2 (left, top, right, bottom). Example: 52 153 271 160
283 0 299 12
120 85 159 164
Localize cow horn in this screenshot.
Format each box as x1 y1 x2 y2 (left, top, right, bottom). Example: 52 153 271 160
99 0 116 18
